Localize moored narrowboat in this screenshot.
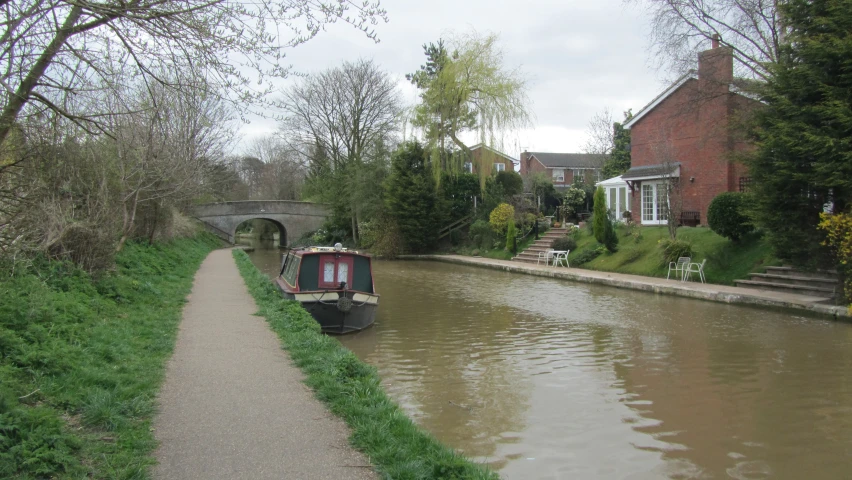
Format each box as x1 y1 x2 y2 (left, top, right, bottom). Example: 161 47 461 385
275 244 378 334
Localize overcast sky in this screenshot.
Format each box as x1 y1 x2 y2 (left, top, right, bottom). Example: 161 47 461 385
238 0 675 158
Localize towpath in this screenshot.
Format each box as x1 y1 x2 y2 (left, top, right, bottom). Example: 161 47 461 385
405 255 849 319
153 249 375 480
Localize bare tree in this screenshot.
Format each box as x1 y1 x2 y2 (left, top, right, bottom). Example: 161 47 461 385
246 135 306 200
100 76 236 250
0 0 388 146
628 0 783 80
582 107 615 169
280 58 402 243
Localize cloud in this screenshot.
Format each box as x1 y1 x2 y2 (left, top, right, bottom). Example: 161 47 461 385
237 0 670 156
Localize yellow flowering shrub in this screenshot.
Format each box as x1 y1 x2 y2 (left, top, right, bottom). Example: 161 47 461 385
489 203 515 235
819 212 852 312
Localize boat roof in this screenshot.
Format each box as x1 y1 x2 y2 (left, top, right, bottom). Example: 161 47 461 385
289 246 370 256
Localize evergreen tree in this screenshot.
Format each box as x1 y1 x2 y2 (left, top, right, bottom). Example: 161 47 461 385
593 186 618 252
601 110 633 179
385 142 440 253
748 0 852 266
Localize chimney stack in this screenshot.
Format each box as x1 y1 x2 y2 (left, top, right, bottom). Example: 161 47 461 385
711 34 720 49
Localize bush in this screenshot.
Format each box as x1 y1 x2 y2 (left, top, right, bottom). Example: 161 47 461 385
489 203 515 234
468 220 494 250
506 221 517 253
707 192 753 241
659 238 694 264
573 247 602 265
551 236 577 252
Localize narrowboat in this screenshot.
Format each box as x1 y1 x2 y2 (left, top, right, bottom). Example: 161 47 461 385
275 243 379 334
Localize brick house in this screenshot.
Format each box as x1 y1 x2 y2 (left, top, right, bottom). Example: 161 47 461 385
464 144 518 175
519 152 606 188
620 40 758 226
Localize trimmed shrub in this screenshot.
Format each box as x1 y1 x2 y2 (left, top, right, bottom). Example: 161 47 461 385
707 192 753 241
506 221 517 253
660 238 694 264
551 236 577 252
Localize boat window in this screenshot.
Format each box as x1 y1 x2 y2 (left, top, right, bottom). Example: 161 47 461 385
283 254 300 286
337 262 348 284
323 260 335 284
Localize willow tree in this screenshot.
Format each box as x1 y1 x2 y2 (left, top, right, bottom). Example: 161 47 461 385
407 31 532 183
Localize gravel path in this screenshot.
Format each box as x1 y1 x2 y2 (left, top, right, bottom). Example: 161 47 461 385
153 249 376 480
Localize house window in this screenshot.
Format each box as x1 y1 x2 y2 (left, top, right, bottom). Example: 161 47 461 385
494 162 505 172
553 168 565 182
572 169 584 181
619 187 627 215
464 162 473 173
641 183 669 225
739 177 752 192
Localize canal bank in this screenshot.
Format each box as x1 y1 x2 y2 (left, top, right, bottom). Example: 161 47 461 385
402 254 849 320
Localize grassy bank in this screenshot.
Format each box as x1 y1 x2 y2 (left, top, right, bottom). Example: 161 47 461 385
0 234 221 479
232 249 497 480
567 225 778 285
446 229 539 260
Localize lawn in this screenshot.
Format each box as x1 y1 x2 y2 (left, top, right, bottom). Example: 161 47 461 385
567 225 779 285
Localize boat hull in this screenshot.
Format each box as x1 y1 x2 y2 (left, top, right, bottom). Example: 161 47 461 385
274 279 377 334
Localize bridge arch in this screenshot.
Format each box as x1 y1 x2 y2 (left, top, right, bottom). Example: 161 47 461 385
189 201 328 246
235 217 288 247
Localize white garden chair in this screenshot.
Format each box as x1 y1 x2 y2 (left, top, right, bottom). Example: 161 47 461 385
667 257 691 280
537 249 554 265
552 250 570 268
683 259 707 283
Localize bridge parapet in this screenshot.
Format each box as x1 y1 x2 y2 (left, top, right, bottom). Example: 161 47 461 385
190 200 329 246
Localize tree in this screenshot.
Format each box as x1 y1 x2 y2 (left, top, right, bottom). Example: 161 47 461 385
0 0 387 147
708 192 753 241
747 0 852 266
558 186 586 222
384 142 439 253
593 186 618 252
495 171 523 197
602 111 633 179
407 30 532 180
629 0 784 80
282 59 402 244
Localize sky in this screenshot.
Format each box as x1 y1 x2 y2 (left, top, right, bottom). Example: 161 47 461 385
237 0 674 159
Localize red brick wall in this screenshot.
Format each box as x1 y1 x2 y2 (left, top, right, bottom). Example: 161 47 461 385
627 46 758 225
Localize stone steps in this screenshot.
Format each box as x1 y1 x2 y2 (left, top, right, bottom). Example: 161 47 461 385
735 266 839 300
512 228 570 264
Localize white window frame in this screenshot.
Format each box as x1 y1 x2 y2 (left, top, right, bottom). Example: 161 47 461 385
463 162 473 173
606 186 629 222
640 182 669 225
494 162 505 172
553 168 565 183
572 168 584 181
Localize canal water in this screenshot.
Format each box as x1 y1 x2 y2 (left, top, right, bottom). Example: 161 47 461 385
244 244 852 479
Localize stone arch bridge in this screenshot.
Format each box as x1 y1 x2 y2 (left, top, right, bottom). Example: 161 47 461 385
190 201 329 247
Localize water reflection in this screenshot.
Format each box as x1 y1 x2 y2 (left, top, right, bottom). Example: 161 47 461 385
245 248 852 479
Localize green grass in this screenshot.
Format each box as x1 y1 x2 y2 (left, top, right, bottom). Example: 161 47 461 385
568 225 779 285
0 234 221 479
449 229 538 260
232 249 498 480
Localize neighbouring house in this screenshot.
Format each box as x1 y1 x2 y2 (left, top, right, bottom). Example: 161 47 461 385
464 143 518 175
519 151 606 188
617 38 758 226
